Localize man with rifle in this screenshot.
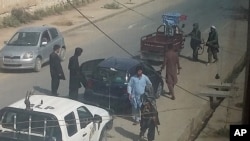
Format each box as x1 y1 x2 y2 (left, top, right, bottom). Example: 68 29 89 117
206 25 219 65
185 23 202 61
139 94 160 141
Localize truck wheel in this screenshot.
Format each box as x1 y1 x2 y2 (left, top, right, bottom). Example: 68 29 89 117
155 82 163 99
99 128 108 141
59 48 66 61
34 57 42 72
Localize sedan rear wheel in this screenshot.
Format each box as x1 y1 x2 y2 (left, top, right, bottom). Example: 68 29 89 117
154 82 163 99
34 57 42 72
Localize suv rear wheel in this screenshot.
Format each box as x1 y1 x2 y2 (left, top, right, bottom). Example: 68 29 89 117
99 127 108 141
34 57 42 72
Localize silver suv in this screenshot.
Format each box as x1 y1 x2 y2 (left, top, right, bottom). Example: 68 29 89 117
0 26 66 72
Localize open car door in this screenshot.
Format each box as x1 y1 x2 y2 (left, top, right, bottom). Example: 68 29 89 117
80 59 104 87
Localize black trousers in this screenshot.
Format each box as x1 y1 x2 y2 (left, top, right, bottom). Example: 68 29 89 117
51 77 60 96
191 45 199 61
207 47 218 63
69 89 79 100
140 119 155 141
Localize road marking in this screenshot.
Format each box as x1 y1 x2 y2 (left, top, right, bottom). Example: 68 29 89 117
221 21 232 30
142 23 153 29
128 23 137 29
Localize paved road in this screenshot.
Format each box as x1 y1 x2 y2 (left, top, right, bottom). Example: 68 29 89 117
0 0 247 140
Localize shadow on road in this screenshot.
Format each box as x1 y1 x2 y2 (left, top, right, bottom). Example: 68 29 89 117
117 114 134 123
0 62 50 74
0 69 33 74
161 93 173 100
179 54 207 64
115 127 140 141
33 86 51 95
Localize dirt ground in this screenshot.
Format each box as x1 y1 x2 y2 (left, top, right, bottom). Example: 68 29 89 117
0 0 139 48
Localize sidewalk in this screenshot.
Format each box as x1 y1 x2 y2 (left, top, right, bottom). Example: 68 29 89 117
195 67 245 141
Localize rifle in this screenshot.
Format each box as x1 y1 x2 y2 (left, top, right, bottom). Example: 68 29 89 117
141 96 160 135
153 114 160 135
155 124 160 135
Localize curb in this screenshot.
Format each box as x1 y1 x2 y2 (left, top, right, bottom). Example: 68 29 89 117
178 54 246 141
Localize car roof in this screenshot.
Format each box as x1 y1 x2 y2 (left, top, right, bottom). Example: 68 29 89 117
98 57 140 71
8 95 83 117
17 26 55 32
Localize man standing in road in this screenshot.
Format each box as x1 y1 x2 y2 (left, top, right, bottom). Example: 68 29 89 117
68 47 83 100
185 23 201 61
206 25 219 65
161 45 181 100
49 44 65 96
127 65 152 125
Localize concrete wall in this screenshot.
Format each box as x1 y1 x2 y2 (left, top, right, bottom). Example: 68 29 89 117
0 0 96 14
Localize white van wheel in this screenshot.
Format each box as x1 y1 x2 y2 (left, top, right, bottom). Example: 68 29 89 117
99 128 108 141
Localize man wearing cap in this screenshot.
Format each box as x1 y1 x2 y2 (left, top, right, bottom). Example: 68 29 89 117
206 25 219 65
127 65 152 125
49 44 65 96
68 47 83 100
185 23 201 61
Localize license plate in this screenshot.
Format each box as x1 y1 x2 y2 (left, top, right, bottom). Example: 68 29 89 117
4 58 13 63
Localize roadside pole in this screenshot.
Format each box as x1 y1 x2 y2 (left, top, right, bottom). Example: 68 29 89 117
242 1 250 124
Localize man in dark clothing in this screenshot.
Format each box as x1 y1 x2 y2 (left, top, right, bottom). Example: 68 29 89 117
185 23 201 61
206 25 219 65
139 95 160 141
68 47 83 100
49 44 65 96
161 46 181 100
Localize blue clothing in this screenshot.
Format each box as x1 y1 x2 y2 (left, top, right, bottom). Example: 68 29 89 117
128 74 152 97
127 74 152 108
127 74 152 122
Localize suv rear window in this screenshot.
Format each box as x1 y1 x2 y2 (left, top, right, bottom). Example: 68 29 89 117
93 67 127 83
64 112 77 137
0 109 62 140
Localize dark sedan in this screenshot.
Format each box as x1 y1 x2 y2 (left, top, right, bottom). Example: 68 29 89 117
80 57 163 113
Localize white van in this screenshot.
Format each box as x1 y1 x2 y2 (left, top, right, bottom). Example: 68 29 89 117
0 94 113 141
